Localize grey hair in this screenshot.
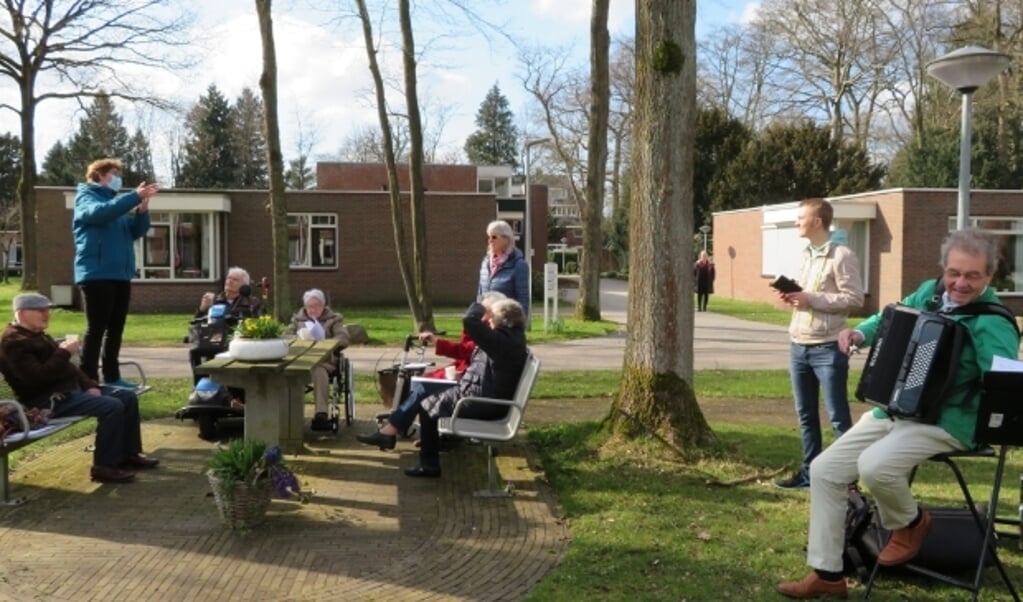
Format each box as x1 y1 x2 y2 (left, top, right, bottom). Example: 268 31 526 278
939 228 998 275
302 288 326 306
486 220 515 240
226 266 251 285
489 298 525 329
479 291 507 307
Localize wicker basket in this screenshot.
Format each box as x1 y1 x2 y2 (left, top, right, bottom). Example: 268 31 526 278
208 471 273 529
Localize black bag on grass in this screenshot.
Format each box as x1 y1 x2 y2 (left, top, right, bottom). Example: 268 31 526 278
843 487 993 581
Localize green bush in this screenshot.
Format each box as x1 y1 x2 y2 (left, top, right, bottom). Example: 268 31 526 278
565 262 577 274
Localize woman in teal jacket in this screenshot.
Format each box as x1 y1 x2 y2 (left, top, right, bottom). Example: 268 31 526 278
73 158 159 388
477 220 529 317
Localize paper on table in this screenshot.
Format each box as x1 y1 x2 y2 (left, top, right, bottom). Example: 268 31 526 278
990 355 1023 372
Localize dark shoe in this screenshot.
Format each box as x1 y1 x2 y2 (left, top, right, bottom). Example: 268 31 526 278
403 464 441 478
90 465 136 483
356 431 396 450
774 470 810 489
122 454 160 469
311 412 333 432
878 509 931 566
776 572 848 599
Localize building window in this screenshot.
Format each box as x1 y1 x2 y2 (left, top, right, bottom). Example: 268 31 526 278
970 217 1023 294
289 213 337 268
478 179 494 193
135 212 218 280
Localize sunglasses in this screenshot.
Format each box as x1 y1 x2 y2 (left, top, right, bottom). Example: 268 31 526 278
488 234 502 240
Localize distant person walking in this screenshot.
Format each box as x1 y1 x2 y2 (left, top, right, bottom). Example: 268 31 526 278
774 198 864 490
73 158 159 389
694 251 715 312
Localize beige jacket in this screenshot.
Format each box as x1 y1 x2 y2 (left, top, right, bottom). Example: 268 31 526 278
788 242 864 345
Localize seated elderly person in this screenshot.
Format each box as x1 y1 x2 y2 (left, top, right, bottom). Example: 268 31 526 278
357 298 528 478
285 288 350 431
0 293 159 483
189 266 264 409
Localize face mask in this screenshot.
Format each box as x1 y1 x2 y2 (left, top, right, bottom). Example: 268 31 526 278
107 175 122 192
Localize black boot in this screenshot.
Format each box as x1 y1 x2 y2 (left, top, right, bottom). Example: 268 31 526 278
356 431 396 450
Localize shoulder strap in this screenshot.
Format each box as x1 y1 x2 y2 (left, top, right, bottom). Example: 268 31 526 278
949 302 1020 336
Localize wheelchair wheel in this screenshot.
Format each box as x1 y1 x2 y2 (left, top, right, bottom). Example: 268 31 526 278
344 357 356 426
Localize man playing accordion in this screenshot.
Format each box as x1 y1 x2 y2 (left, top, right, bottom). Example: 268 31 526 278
777 228 1020 599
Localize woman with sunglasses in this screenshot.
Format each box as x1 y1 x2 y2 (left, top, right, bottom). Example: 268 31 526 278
477 220 529 317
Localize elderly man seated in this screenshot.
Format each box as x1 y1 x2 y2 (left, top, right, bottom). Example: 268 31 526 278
0 293 158 483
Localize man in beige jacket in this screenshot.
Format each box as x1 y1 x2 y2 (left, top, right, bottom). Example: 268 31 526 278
774 198 864 489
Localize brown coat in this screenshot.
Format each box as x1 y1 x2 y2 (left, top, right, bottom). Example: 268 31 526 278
0 323 98 408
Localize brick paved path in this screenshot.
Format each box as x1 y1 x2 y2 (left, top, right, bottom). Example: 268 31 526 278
0 418 568 601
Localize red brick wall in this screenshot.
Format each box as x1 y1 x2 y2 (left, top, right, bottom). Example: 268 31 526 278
713 189 1023 317
36 187 494 313
316 163 478 193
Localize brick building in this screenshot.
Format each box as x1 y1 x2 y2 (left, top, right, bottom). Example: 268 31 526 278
711 188 1023 317
34 162 548 313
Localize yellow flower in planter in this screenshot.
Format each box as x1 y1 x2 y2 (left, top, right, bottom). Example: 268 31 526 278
237 315 286 339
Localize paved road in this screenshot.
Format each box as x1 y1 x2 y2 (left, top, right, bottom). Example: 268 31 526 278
121 279 865 379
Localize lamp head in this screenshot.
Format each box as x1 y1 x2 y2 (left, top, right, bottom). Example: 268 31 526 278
926 45 1011 92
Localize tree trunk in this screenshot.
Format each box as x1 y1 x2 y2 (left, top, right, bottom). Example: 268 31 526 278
354 0 428 329
608 0 714 450
18 89 37 291
399 0 435 333
255 0 291 321
574 0 610 322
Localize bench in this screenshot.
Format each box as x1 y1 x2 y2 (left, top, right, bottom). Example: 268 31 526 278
0 399 85 505
438 353 541 497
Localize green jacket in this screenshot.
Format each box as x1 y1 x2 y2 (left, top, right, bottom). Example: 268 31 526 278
855 280 1019 447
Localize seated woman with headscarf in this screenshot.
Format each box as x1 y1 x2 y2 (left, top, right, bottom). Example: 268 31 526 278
356 298 528 478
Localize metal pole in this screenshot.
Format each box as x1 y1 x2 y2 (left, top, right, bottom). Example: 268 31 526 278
957 91 973 231
702 232 708 253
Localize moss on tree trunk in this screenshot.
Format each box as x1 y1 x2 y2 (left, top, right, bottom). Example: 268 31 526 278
608 364 715 450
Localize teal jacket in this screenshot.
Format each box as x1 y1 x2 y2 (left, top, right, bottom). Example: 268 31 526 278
856 280 1019 447
73 183 150 283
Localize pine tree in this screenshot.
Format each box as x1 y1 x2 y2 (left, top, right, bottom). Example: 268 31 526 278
285 155 315 190
464 83 519 168
67 93 130 170
38 141 77 185
177 84 238 188
123 129 156 184
0 133 21 208
232 87 268 188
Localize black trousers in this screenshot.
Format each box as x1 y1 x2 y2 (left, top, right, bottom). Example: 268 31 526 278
79 280 132 383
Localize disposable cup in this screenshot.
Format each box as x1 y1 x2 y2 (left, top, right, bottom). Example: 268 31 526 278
445 366 457 380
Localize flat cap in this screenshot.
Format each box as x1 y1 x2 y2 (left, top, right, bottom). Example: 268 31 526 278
13 293 55 311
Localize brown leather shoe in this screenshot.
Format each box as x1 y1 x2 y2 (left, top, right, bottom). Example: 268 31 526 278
776 572 848 599
877 509 931 566
90 465 136 483
122 454 160 469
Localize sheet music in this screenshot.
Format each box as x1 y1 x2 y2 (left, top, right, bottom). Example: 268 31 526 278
990 355 1023 372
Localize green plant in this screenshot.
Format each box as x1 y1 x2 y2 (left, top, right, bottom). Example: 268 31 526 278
236 315 286 339
207 438 304 501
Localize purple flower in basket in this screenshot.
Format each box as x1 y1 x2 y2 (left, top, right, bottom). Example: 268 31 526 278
263 445 304 501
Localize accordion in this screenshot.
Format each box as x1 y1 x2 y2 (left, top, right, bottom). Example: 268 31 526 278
855 304 968 423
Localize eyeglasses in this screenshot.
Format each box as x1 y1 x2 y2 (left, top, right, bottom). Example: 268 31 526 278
943 269 987 283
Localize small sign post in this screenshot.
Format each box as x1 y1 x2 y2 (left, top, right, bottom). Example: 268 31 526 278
543 262 558 332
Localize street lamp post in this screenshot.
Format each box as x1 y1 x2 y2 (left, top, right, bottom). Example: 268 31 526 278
926 46 1011 230
524 137 551 326
699 224 711 253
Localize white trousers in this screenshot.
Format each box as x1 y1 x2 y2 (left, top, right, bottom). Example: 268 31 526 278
805 412 964 572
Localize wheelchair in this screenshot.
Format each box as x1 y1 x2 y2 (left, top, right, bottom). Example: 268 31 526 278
312 347 356 433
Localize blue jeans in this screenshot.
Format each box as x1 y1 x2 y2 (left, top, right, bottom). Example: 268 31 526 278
52 386 143 468
790 342 852 476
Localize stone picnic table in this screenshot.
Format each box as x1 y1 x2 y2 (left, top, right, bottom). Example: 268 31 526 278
198 338 340 453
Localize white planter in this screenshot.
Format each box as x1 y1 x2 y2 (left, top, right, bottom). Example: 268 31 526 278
228 338 289 361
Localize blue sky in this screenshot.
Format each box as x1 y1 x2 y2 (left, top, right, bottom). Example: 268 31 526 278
0 0 759 180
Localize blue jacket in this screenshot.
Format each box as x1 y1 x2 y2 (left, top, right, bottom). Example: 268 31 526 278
73 183 151 283
477 247 529 316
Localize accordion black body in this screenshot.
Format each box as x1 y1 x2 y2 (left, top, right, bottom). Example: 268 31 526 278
855 304 966 423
